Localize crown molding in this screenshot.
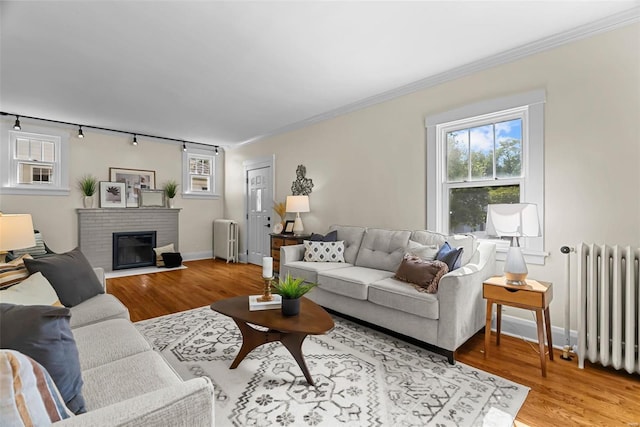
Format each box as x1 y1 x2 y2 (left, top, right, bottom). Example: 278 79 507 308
236 6 639 148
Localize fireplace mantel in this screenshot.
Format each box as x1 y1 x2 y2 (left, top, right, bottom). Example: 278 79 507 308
77 208 180 271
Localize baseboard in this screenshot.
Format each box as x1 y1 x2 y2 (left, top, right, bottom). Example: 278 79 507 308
490 313 577 351
182 251 213 261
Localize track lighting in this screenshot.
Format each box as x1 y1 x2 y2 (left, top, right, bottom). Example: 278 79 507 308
215 146 219 155
132 135 138 146
13 116 21 130
182 142 187 152
78 126 84 139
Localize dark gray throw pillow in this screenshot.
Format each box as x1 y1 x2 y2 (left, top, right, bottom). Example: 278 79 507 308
0 303 86 414
24 247 104 307
309 230 338 242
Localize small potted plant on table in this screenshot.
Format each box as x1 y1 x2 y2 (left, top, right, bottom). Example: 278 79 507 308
271 273 317 316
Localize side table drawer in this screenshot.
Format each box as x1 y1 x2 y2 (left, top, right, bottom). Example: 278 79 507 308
483 284 544 308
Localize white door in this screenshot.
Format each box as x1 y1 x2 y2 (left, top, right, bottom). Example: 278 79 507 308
247 166 272 265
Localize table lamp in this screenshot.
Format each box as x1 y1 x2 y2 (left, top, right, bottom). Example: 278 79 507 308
286 195 310 235
0 213 36 262
485 203 540 285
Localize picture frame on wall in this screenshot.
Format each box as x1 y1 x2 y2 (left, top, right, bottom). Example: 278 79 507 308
99 181 126 208
283 220 295 234
109 167 156 208
139 189 165 207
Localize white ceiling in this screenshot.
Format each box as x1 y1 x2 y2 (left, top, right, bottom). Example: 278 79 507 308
1 1 638 147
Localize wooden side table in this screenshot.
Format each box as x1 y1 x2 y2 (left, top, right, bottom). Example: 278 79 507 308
483 276 554 376
270 233 311 276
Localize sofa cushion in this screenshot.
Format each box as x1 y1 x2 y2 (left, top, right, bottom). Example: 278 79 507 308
410 230 447 247
328 225 366 265
81 351 181 411
0 350 75 424
283 261 352 284
72 319 152 370
435 242 464 271
447 234 477 266
304 240 345 263
0 303 86 414
406 240 439 261
0 272 62 306
368 277 440 320
394 256 449 293
355 228 411 272
308 230 338 242
318 266 395 300
24 248 104 307
69 294 130 329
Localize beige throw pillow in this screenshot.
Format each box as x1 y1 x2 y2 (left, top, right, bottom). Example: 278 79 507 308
406 240 439 261
0 271 63 306
153 243 175 267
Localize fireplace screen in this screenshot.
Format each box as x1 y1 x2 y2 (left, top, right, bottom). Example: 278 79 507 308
112 231 157 270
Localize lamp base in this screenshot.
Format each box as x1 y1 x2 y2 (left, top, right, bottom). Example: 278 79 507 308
504 272 528 286
503 240 528 286
292 214 304 235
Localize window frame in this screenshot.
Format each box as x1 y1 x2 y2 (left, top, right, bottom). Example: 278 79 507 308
426 90 546 265
0 123 70 196
181 144 222 199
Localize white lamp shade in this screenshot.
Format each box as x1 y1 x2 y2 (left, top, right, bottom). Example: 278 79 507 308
485 203 540 237
285 195 310 213
0 214 35 251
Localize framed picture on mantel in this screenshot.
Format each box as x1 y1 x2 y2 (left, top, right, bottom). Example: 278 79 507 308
109 167 156 208
99 181 126 208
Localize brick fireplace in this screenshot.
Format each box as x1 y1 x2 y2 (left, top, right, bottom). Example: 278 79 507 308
77 208 179 271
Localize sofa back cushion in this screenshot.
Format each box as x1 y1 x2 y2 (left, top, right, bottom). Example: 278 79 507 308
355 228 411 272
409 230 447 247
446 234 477 266
328 225 366 265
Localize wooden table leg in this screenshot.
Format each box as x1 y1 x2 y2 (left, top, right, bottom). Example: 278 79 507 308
535 308 547 377
280 333 314 386
544 307 554 361
496 303 502 346
484 299 493 358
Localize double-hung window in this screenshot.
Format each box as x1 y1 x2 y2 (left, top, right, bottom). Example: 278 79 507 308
181 145 222 199
1 126 69 195
426 90 546 264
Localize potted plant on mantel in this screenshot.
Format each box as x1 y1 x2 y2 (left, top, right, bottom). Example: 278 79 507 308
78 174 98 208
271 273 317 316
163 180 179 208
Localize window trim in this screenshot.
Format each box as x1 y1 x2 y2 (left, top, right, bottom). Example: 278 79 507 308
181 144 222 199
426 90 547 265
0 123 70 196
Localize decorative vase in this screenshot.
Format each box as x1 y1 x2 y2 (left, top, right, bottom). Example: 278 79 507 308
167 198 175 208
281 297 300 316
83 196 94 208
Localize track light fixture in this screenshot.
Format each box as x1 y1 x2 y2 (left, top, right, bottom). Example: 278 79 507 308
2 111 220 153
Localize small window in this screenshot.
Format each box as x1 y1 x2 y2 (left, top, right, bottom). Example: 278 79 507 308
181 145 221 199
1 128 69 195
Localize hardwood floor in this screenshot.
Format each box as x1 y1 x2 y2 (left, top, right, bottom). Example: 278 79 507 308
108 259 640 426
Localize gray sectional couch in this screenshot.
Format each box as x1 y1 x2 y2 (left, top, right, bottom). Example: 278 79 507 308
56 268 215 426
280 225 496 363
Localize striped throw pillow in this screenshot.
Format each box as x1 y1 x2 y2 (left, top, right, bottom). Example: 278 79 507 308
0 254 33 289
11 232 47 257
0 350 74 425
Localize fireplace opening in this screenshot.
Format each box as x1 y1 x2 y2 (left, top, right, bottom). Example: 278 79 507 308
112 231 157 270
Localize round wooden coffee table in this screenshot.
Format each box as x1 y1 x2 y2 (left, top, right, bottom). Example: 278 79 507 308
210 295 334 386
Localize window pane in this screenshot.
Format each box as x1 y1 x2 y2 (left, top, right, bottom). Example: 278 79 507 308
449 184 520 234
190 176 209 192
447 130 469 182
42 141 55 162
495 119 522 178
16 139 30 159
470 124 493 181
30 140 42 161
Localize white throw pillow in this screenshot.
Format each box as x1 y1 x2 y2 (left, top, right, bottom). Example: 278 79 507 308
153 243 175 267
406 240 439 261
0 272 62 306
304 241 345 263
446 234 477 266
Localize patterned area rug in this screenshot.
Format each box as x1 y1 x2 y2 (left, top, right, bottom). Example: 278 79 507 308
135 306 528 427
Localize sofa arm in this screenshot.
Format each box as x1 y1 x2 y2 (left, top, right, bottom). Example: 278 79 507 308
55 378 214 427
280 244 305 274
436 242 496 352
93 267 106 292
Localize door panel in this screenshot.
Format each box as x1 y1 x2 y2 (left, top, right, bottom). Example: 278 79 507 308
247 166 272 265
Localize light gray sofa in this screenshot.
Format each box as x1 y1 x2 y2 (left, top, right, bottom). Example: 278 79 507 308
56 268 215 426
280 225 496 363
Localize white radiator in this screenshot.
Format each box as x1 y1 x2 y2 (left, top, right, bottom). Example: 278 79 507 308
213 219 238 263
577 244 639 374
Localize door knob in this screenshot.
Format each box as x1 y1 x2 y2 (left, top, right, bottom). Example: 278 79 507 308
265 224 270 228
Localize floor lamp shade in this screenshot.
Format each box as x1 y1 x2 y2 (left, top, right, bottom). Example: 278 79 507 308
286 196 310 235
0 214 36 251
486 203 540 285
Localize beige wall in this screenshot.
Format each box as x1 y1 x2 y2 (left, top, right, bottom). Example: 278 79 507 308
0 126 224 257
225 23 640 330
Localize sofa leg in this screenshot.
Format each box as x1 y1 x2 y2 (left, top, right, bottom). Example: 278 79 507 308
445 351 455 365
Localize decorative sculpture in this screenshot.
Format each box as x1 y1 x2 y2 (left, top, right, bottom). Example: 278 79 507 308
290 165 314 196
